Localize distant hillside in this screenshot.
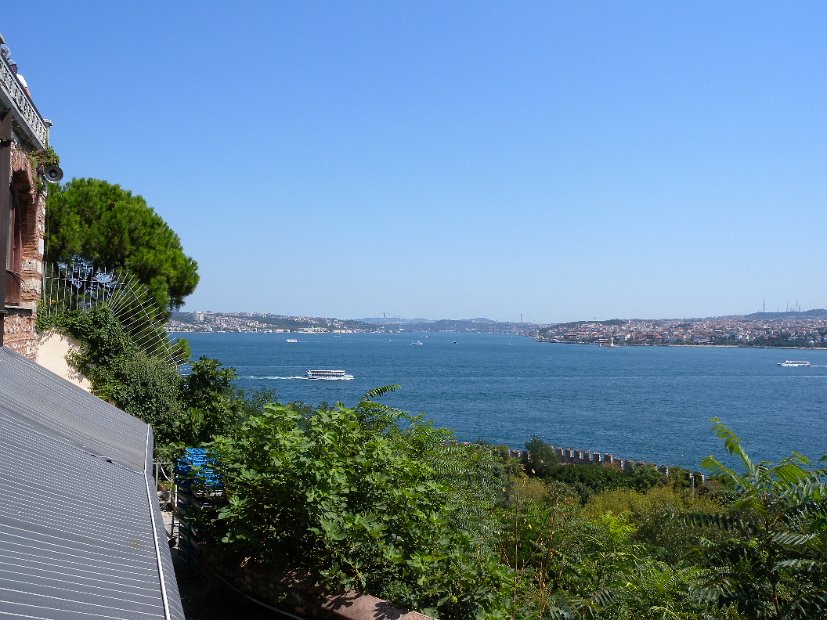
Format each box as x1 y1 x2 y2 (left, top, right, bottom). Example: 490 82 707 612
550 319 625 328
741 309 827 320
170 312 539 335
171 309 827 337
170 311 373 332
359 317 434 325
360 316 498 325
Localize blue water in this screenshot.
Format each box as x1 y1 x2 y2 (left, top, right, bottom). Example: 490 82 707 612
180 332 827 470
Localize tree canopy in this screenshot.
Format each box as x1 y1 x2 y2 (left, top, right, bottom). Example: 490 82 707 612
46 178 199 311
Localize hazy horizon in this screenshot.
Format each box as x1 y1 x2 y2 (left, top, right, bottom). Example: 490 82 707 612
177 306 827 325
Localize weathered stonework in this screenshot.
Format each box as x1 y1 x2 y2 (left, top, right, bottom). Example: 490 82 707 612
3 147 46 360
3 307 38 359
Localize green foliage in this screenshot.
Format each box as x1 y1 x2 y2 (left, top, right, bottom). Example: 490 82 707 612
584 486 728 563
46 178 199 311
502 477 584 617
39 303 133 372
500 479 728 619
180 356 248 446
503 483 646 619
209 400 511 618
95 352 186 448
545 462 665 504
522 436 560 478
41 305 262 460
599 561 711 620
183 403 824 618
43 305 186 452
28 145 60 193
691 418 827 619
30 144 60 168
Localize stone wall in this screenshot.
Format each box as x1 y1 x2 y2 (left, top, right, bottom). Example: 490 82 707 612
512 445 707 485
3 147 45 360
3 307 37 359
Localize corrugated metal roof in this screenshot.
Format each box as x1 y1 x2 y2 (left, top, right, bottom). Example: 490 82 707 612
0 346 184 619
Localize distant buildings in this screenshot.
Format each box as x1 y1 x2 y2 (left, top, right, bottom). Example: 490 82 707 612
537 315 827 348
167 311 370 334
169 310 827 348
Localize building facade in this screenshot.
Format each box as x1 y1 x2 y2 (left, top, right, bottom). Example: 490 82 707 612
0 35 51 359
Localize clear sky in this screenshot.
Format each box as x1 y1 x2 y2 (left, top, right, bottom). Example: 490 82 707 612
5 2 826 323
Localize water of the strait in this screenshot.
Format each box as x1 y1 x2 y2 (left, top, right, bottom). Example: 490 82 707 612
180 331 827 470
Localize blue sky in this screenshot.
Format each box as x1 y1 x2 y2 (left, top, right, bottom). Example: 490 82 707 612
5 2 826 322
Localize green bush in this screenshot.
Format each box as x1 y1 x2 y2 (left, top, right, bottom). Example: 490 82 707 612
691 419 827 619
96 351 186 449
583 486 728 563
179 356 252 446
39 304 261 459
209 400 511 618
522 436 560 478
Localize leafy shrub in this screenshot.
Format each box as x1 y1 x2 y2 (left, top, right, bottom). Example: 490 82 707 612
522 436 560 478
545 462 666 504
179 356 253 446
547 464 626 503
583 486 727 563
39 304 261 459
95 351 186 448
209 400 511 618
691 419 827 619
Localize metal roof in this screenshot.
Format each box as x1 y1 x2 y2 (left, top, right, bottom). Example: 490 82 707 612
0 346 184 619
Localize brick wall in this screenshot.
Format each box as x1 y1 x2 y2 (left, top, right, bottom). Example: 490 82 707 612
3 148 45 360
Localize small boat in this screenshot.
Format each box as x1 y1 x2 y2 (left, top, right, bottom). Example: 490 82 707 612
778 360 810 367
286 338 298 343
411 340 424 346
306 369 354 380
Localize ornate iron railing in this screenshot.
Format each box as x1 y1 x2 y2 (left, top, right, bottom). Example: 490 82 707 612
41 258 187 365
0 54 48 150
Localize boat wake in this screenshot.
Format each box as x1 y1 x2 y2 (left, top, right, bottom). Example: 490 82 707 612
242 375 304 380
242 375 354 381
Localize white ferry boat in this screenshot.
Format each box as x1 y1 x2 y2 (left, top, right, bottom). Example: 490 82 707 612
286 338 298 343
778 360 811 367
305 369 354 380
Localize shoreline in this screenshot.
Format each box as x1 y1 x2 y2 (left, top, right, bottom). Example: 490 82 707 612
171 331 827 352
536 340 826 351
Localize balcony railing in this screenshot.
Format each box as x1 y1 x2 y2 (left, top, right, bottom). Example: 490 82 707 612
0 55 48 150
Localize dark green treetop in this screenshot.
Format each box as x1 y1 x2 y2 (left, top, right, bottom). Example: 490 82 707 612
45 178 199 312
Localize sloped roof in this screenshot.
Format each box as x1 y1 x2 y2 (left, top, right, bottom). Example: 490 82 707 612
0 346 184 619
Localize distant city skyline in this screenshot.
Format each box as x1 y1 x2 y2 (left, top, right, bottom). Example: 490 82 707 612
170 309 827 350
5 2 826 324
181 305 827 325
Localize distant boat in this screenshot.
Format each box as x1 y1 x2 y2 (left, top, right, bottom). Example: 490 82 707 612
306 369 354 380
286 338 298 343
778 360 810 367
411 340 424 346
452 341 457 344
